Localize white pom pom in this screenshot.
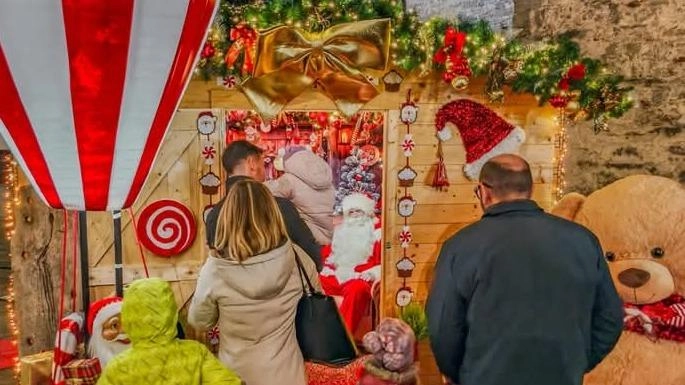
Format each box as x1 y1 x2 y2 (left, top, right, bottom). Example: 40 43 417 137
437 127 452 141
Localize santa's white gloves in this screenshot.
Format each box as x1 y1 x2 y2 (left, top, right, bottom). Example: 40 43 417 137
360 266 381 282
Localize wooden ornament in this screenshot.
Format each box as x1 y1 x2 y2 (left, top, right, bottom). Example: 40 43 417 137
395 286 414 307
396 256 416 278
398 195 417 218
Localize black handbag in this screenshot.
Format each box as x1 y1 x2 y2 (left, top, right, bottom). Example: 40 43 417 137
294 250 358 366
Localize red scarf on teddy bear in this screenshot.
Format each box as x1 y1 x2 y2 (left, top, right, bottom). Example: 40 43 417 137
624 294 685 342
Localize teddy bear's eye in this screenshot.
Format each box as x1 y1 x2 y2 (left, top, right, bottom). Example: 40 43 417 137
651 247 665 258
605 251 616 262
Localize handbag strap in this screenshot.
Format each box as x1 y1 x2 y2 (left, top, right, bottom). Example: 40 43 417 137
293 247 317 295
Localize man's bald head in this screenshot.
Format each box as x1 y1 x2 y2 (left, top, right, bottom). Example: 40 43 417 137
479 154 533 200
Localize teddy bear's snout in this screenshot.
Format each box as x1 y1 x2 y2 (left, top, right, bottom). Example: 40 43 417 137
618 268 651 288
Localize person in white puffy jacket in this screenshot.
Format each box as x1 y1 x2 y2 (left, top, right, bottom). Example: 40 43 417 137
265 146 335 245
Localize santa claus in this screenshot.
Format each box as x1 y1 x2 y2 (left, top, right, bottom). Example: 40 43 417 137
320 193 381 333
87 297 130 367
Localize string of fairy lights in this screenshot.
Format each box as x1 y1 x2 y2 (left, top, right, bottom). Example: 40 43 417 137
1 150 20 380
553 110 568 204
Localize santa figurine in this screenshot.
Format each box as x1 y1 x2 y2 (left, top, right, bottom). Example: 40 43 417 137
87 297 130 368
320 193 381 333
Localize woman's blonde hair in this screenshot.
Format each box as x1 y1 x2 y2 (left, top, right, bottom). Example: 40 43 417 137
213 179 288 261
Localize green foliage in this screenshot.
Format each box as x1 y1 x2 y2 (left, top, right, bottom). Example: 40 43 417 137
197 0 634 126
399 302 429 341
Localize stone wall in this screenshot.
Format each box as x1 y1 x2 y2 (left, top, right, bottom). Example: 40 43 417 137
517 0 685 194
406 0 514 31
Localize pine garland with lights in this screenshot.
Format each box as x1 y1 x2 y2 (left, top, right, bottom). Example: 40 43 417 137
197 0 634 130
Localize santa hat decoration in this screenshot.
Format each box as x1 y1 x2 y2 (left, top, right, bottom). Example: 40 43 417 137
342 193 376 217
87 297 123 336
435 99 526 180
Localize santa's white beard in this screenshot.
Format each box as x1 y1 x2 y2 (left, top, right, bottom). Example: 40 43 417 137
88 332 130 367
328 215 375 283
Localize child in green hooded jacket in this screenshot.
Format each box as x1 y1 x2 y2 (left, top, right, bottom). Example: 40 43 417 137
97 278 242 385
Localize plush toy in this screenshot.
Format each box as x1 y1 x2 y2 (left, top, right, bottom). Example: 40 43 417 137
552 175 685 385
359 318 418 385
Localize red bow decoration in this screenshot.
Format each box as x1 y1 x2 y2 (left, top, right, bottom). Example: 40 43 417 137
434 27 472 84
225 23 257 76
550 64 586 109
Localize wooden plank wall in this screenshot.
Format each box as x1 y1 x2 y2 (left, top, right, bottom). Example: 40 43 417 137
179 77 560 385
86 109 223 338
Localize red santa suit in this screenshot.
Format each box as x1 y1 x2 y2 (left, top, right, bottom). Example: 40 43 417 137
319 193 382 333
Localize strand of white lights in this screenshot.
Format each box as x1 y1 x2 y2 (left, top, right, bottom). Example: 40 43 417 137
1 152 20 380
552 109 568 204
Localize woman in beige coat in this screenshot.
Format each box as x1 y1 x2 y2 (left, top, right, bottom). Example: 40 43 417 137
189 179 321 385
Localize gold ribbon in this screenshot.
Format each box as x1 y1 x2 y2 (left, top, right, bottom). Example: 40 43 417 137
241 19 391 120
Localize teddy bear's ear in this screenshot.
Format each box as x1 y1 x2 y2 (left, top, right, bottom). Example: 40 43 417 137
551 193 586 221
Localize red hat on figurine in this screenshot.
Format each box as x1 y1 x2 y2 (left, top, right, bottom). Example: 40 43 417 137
87 297 123 335
435 99 526 180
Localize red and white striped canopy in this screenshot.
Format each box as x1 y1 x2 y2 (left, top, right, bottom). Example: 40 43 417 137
0 0 217 211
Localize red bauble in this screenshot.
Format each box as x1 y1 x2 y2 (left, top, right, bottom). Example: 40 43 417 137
201 42 215 59
549 95 570 109
567 64 586 81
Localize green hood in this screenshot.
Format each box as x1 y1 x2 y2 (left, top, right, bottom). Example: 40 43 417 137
121 278 178 347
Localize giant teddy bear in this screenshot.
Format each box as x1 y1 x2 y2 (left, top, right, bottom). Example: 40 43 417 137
552 175 685 385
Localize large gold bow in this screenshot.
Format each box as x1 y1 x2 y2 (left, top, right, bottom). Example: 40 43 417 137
241 19 391 120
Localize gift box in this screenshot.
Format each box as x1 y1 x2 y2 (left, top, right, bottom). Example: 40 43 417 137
20 350 53 385
62 358 101 384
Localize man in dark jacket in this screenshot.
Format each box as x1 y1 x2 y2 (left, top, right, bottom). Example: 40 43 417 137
205 140 322 271
426 154 623 385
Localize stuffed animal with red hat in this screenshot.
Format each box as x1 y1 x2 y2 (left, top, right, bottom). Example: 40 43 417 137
86 297 130 368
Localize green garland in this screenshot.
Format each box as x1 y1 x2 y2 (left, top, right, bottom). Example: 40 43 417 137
196 0 633 128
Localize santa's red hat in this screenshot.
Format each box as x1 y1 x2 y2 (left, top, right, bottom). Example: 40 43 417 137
87 297 123 335
435 99 526 180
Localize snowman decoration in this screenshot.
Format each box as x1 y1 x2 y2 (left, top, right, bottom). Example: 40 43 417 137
196 111 217 136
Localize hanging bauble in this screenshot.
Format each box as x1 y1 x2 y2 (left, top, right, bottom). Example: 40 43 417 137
549 95 570 109
451 75 470 90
